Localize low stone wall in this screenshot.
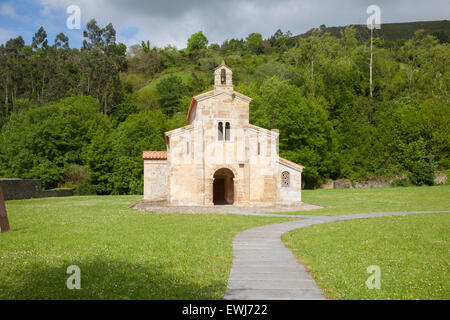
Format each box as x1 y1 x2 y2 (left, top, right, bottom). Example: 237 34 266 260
321 179 391 189
434 172 447 185
0 178 73 200
321 172 448 189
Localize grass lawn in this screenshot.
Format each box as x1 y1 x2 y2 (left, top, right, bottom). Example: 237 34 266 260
0 196 291 299
289 185 450 216
282 213 450 299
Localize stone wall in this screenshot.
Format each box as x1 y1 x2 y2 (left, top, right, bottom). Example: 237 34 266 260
321 172 448 189
0 178 73 200
434 172 447 185
322 179 392 189
277 162 302 205
143 160 168 201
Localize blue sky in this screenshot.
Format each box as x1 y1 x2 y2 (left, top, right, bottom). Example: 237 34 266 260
0 0 449 50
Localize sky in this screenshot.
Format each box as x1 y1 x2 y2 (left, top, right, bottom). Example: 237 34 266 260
0 0 449 49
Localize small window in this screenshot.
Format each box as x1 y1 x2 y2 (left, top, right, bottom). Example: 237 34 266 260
186 141 189 155
221 69 226 84
218 122 223 141
282 171 290 187
257 142 260 155
225 122 230 141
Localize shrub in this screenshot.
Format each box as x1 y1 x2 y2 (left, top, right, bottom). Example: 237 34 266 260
110 102 139 126
409 157 435 186
65 164 90 187
64 164 93 194
76 183 98 195
391 178 409 187
0 95 110 189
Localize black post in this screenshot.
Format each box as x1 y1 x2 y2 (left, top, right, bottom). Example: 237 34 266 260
0 185 10 232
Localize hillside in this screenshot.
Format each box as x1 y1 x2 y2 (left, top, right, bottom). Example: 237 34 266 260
298 20 450 42
0 20 448 192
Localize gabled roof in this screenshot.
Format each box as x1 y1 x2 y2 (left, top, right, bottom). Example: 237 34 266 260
186 90 252 122
143 151 167 160
164 124 193 137
247 124 279 137
279 156 305 172
213 60 231 71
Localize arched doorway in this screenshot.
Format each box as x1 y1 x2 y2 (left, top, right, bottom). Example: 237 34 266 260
213 168 234 205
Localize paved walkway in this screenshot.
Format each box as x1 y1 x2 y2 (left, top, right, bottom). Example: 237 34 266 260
130 200 324 214
224 210 450 300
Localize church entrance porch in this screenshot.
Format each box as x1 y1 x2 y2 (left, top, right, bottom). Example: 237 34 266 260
213 168 234 205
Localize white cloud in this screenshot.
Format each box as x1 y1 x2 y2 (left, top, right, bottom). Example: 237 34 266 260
0 2 17 18
36 0 450 49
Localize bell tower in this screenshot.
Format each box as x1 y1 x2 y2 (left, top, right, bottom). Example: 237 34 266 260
214 61 233 92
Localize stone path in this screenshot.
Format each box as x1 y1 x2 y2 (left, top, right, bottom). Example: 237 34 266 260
130 200 324 214
224 210 450 300
132 201 450 299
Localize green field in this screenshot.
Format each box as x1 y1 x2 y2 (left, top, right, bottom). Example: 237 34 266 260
1 186 448 300
0 196 290 299
283 213 450 299
295 185 450 216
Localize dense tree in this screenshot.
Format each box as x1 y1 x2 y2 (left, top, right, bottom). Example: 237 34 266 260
0 96 110 189
31 27 49 50
156 75 189 116
246 33 265 54
80 19 124 115
240 77 338 187
86 111 168 194
0 22 448 193
187 31 208 58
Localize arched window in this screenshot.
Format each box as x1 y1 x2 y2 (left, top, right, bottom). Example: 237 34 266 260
218 122 223 141
281 171 290 187
221 69 226 84
225 122 230 141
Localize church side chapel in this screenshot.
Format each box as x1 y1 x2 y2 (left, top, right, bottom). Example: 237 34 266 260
143 63 304 206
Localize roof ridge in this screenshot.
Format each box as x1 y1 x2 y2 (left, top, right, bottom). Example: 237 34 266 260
279 156 305 169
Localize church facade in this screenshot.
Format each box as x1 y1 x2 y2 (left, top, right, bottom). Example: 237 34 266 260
143 63 304 206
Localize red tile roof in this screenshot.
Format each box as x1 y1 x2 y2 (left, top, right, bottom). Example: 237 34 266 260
142 151 167 160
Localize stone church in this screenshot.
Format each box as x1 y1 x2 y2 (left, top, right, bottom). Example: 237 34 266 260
143 63 304 206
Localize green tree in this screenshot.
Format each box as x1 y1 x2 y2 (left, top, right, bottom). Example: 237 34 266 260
80 20 123 114
32 26 48 50
110 111 167 194
0 96 110 189
110 101 139 126
240 77 338 187
156 75 189 116
187 31 208 57
246 33 264 54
